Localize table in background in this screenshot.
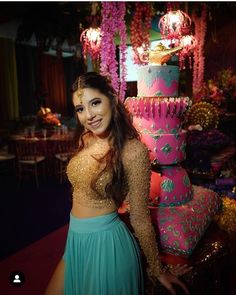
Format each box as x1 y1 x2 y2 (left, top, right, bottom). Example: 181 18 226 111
8 134 76 177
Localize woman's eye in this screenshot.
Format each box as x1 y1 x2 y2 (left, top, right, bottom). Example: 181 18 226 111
75 107 83 113
92 100 101 106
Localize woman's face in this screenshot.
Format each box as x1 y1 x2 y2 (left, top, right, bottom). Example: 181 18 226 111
73 88 112 138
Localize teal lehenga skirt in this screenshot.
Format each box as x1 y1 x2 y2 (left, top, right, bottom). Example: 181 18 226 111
63 212 144 295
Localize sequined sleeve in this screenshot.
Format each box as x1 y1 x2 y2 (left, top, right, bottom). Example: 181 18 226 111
122 139 164 280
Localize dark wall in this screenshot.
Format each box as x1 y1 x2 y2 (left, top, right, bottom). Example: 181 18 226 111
205 3 236 78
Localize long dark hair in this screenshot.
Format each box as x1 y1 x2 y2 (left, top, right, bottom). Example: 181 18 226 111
72 72 139 207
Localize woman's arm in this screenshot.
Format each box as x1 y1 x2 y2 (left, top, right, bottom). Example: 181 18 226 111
122 139 163 279
122 139 190 294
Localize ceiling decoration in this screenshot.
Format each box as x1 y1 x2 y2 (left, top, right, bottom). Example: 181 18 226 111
0 2 235 57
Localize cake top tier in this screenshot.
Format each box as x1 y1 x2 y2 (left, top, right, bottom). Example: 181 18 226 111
137 65 179 97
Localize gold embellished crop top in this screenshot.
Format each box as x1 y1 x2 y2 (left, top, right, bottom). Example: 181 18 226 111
66 138 163 278
67 138 114 208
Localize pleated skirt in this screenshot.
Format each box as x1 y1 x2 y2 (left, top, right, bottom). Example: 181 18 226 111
62 212 144 295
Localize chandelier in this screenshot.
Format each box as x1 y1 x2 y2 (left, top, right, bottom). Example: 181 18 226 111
80 3 101 63
158 9 196 69
159 10 192 41
178 34 197 69
80 27 101 62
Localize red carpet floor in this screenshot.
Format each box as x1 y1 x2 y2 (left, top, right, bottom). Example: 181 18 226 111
0 224 68 295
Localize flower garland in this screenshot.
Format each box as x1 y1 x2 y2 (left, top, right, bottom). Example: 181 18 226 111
130 3 153 65
192 4 207 98
100 2 127 102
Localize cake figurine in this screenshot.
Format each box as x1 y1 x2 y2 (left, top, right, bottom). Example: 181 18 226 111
149 44 182 65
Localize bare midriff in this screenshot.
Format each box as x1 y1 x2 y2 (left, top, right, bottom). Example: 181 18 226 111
71 200 117 218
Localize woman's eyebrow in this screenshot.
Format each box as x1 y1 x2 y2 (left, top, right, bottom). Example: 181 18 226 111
74 97 101 109
74 103 82 108
88 97 101 103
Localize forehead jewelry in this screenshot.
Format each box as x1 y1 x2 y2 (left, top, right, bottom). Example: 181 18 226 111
77 77 83 104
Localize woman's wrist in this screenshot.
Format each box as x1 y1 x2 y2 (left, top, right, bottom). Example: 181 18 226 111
147 263 169 282
160 264 169 275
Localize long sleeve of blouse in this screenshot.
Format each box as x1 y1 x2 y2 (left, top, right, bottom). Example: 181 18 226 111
122 138 163 280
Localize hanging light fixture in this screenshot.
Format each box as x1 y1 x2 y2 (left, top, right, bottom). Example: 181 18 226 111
158 10 192 41
158 8 195 69
179 34 196 52
80 26 101 62
80 2 101 63
178 34 197 69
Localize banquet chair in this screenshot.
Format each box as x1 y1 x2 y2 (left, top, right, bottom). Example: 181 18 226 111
54 139 76 184
15 140 46 188
0 146 16 184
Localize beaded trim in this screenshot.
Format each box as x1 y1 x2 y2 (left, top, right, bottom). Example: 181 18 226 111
77 77 83 104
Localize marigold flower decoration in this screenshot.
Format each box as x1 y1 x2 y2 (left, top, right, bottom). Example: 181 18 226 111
130 3 153 65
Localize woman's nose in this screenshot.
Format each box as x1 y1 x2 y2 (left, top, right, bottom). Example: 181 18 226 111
85 107 95 120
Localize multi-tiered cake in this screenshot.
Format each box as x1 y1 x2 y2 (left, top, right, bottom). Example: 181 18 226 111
125 63 221 256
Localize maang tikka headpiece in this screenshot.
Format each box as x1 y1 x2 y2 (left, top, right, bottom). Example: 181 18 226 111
77 77 83 104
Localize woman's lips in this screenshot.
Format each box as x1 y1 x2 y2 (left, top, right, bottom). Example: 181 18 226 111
89 119 102 128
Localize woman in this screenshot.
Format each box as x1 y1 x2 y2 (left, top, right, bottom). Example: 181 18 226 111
45 72 191 295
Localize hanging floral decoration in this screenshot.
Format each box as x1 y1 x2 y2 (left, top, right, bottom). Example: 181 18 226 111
192 4 207 98
130 3 153 65
100 2 127 102
80 26 102 62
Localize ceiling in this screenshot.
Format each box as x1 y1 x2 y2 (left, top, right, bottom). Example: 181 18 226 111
0 2 235 48
0 2 89 24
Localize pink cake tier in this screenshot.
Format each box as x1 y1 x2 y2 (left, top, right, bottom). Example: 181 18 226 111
137 65 179 97
149 185 221 256
132 64 221 257
150 167 192 207
125 97 189 165
142 130 186 164
132 114 181 134
125 96 190 131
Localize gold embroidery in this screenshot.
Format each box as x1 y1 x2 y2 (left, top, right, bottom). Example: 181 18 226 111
77 77 83 104
122 139 164 278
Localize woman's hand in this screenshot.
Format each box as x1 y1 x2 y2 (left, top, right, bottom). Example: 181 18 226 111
157 264 192 295
169 264 192 278
158 272 188 295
